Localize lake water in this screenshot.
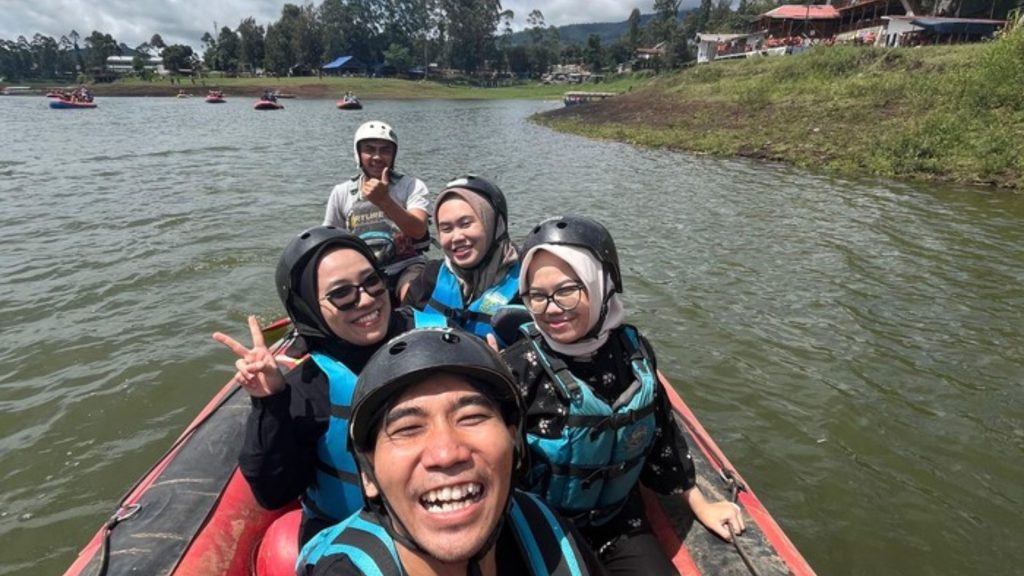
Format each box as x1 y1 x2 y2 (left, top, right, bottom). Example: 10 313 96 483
0 95 1022 575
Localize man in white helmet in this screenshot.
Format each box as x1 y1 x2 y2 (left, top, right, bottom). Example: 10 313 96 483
324 121 431 301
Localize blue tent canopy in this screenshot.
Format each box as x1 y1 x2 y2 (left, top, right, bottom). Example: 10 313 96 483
322 56 364 70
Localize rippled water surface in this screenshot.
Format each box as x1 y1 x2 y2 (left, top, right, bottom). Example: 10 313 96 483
1 96 1022 575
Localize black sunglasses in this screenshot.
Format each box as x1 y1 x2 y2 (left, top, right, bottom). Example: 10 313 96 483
321 271 387 311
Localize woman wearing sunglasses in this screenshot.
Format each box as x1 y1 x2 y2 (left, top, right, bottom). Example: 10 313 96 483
402 175 520 346
213 226 445 549
500 216 744 575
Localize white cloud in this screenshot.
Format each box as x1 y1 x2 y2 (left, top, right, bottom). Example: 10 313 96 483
2 0 283 48
499 0 651 29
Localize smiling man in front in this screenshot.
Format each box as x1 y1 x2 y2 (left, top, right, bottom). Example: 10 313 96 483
297 328 604 576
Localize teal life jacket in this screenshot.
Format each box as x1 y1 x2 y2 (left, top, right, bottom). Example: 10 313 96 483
424 261 520 344
297 490 589 576
522 323 658 527
303 310 446 523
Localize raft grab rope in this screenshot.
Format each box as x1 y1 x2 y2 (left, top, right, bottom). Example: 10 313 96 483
97 503 141 575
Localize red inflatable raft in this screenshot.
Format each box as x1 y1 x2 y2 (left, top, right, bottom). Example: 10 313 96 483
63 319 815 576
50 98 97 109
253 99 283 110
336 97 362 110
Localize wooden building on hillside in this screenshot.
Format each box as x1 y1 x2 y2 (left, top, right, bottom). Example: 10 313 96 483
749 0 1004 47
754 5 841 39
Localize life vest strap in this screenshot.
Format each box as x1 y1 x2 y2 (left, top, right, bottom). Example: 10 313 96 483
585 399 655 434
315 459 361 483
549 452 647 488
524 326 581 401
330 404 351 420
426 297 492 324
560 401 656 437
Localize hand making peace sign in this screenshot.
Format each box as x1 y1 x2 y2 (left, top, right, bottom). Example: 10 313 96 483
212 315 286 398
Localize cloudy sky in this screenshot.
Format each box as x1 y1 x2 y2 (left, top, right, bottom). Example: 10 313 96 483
2 1 668 48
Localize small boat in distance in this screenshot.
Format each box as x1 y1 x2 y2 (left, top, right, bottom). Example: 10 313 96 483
271 90 297 99
205 90 226 104
336 92 362 110
50 87 96 109
176 89 191 99
50 98 97 109
255 90 284 110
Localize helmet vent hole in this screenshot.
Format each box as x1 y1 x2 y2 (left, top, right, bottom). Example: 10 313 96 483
389 342 409 355
555 222 568 229
299 232 310 239
441 332 461 344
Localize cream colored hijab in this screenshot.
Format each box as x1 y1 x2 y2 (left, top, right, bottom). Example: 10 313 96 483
519 244 624 357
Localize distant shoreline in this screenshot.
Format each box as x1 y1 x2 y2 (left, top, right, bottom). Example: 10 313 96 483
2 76 609 100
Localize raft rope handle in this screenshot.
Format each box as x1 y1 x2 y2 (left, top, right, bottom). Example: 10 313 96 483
668 387 766 576
723 475 763 576
97 504 141 575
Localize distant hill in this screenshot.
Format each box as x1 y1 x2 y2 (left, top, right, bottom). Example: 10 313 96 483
509 11 690 46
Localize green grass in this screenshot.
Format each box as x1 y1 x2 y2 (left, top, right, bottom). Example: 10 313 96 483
538 38 1024 189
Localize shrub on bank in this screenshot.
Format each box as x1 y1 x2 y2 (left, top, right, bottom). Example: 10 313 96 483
962 26 1024 111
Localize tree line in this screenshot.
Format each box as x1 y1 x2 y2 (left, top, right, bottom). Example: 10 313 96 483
1 0 784 83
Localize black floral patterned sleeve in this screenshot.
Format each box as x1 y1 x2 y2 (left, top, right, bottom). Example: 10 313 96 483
632 332 698 495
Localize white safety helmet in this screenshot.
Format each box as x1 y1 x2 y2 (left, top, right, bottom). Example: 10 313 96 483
352 120 398 169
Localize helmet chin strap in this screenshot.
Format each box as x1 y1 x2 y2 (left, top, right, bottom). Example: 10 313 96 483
582 290 614 342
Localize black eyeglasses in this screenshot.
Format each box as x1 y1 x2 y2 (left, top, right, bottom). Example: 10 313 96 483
523 285 585 314
321 272 387 311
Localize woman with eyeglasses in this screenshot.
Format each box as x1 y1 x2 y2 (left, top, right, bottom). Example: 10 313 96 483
212 226 445 549
500 215 744 575
402 175 521 347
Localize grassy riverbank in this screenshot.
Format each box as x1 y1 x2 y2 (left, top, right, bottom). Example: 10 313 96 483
538 35 1024 190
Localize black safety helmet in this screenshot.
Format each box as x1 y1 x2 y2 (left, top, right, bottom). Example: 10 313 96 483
275 226 382 339
437 175 509 230
520 215 623 292
349 327 523 454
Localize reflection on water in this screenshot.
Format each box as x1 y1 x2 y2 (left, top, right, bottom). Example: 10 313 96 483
1 96 1022 575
